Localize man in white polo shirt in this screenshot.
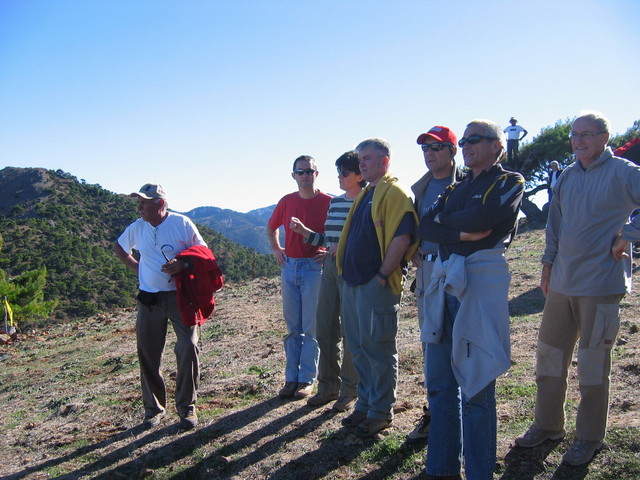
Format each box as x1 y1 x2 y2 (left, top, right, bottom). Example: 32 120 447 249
503 117 528 165
114 183 206 430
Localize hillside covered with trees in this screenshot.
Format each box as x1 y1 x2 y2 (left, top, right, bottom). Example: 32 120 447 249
1 118 636 325
183 205 275 255
0 167 278 323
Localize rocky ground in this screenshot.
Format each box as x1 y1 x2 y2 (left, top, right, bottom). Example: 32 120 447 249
0 225 638 479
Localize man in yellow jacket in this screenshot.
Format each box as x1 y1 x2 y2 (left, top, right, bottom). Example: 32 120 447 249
336 137 418 437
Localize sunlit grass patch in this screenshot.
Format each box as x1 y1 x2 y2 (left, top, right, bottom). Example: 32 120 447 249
497 380 536 400
352 433 425 477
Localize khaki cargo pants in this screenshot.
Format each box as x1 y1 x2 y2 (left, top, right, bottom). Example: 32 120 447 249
534 290 623 441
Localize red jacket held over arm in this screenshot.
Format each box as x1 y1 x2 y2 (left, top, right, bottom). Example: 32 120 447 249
175 245 224 326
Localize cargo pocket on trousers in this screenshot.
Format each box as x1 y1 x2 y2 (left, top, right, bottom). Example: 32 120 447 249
371 304 399 342
588 303 620 349
579 302 621 386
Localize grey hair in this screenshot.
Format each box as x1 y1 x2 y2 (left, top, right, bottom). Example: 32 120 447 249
575 110 610 133
466 119 507 162
153 197 169 210
355 137 392 159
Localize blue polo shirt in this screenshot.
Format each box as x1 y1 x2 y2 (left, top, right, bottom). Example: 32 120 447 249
343 187 414 286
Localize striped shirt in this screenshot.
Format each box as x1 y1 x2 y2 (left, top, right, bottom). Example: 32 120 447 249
305 194 355 248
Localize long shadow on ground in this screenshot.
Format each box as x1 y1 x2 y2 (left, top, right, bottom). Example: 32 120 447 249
258 426 426 480
500 441 593 480
358 439 426 480
179 406 348 479
2 423 150 480
83 397 342 479
509 286 545 316
500 441 562 480
89 396 298 479
7 397 284 479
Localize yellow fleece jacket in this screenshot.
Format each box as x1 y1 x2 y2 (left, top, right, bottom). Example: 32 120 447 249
337 172 419 295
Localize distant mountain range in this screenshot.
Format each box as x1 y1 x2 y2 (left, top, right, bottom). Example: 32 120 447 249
182 205 275 254
0 166 279 318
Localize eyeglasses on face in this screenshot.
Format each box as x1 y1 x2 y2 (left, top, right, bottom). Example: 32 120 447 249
337 167 353 176
458 135 497 147
293 168 316 176
569 131 606 140
420 142 451 152
160 244 175 262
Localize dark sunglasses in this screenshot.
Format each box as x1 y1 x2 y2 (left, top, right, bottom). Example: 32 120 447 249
293 168 316 176
337 167 353 176
458 135 497 147
420 142 451 152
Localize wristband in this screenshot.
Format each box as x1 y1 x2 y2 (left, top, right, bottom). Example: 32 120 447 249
376 271 388 281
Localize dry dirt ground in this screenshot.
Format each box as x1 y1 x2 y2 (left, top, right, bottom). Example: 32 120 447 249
0 226 638 479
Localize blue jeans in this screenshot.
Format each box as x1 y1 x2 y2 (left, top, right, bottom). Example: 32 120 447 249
425 293 497 480
281 258 322 384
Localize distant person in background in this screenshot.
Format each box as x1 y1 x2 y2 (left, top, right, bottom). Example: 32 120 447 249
114 183 206 430
408 125 465 444
504 117 528 166
290 151 365 413
515 111 640 466
419 120 524 479
547 160 563 202
336 138 418 437
267 156 332 400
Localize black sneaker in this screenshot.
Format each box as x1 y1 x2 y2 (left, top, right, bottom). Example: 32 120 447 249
278 381 298 398
341 410 367 427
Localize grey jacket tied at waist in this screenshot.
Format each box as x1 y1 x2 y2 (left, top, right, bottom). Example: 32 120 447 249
423 248 511 399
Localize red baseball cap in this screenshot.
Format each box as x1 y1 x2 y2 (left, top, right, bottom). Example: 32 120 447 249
416 126 457 146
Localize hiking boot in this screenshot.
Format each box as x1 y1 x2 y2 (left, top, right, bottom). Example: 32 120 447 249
179 411 198 430
143 411 166 428
515 424 566 447
332 395 357 412
341 410 367 427
278 381 298 399
407 406 431 443
293 382 314 399
356 417 392 437
562 439 604 466
307 392 339 407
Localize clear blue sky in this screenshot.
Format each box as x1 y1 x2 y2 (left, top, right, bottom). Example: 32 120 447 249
1 0 638 213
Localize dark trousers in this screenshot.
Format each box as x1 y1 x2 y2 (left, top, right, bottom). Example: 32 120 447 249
136 291 200 417
506 139 519 164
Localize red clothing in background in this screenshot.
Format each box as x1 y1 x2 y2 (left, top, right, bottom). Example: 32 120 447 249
268 192 332 258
